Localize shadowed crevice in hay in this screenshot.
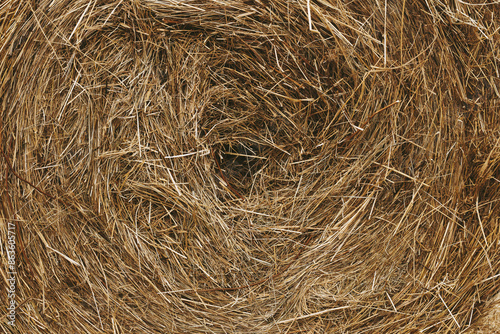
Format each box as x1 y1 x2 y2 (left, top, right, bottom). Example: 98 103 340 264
1 0 500 333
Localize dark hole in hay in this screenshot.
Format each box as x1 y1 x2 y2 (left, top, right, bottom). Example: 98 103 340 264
218 141 262 183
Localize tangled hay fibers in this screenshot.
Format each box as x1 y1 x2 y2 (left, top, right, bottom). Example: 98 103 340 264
1 0 500 333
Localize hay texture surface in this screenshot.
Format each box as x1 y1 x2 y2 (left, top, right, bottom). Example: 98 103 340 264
1 0 500 333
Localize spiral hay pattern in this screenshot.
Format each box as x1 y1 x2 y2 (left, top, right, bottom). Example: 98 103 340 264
1 1 500 333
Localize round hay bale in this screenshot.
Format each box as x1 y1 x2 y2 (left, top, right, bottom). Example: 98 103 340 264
1 0 499 333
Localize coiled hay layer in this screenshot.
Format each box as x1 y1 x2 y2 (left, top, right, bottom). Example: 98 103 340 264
1 0 500 333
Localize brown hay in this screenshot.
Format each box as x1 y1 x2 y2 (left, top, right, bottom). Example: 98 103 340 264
1 0 500 333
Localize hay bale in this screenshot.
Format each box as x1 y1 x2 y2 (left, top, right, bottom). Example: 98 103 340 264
1 0 499 332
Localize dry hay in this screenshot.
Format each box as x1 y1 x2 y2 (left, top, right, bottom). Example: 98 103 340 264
466 291 500 333
1 0 500 333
